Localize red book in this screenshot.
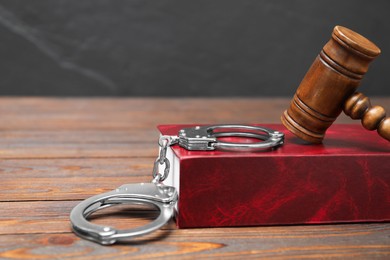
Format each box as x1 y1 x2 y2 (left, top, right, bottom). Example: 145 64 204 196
158 124 390 228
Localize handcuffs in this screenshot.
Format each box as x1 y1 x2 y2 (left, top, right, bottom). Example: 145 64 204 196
70 125 284 245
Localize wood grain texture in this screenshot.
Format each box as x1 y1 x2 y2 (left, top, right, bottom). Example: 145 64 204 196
282 26 384 143
1 97 389 259
0 158 153 201
0 225 389 259
344 92 390 140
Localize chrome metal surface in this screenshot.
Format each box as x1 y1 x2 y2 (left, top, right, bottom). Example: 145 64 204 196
178 125 284 151
70 183 177 245
70 124 283 245
152 135 178 182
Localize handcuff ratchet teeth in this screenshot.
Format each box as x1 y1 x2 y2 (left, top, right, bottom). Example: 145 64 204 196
70 125 284 245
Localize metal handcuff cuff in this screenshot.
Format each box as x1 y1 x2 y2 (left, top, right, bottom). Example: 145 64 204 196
70 125 284 245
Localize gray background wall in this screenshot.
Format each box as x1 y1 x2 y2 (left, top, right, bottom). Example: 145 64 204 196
0 0 389 96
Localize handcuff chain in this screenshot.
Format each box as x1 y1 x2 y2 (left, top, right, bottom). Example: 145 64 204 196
152 135 179 183
70 125 284 245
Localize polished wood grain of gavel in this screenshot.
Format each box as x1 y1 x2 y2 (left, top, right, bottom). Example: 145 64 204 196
281 25 390 143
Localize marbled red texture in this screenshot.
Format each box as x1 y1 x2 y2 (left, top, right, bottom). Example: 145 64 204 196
158 124 390 228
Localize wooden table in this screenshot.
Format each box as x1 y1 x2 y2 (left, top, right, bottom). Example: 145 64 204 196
1 97 389 259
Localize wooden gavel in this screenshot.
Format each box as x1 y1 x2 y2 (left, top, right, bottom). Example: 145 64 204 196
281 25 390 143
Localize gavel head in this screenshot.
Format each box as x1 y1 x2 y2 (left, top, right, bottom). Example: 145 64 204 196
281 25 381 143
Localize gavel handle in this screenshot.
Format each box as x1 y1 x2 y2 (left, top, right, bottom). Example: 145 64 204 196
343 92 390 141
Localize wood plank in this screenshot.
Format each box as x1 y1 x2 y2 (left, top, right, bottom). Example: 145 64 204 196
0 158 155 201
0 129 158 144
0 224 389 259
1 98 389 258
0 97 388 158
0 98 291 130
0 98 293 113
0 142 157 159
1 97 388 131
0 200 171 235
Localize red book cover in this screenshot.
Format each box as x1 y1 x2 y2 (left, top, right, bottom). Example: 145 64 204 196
158 124 390 228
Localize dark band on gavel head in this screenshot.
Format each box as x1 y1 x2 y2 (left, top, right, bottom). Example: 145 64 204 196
281 25 389 143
